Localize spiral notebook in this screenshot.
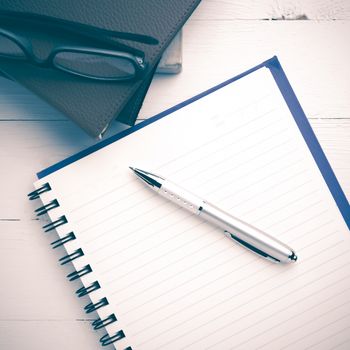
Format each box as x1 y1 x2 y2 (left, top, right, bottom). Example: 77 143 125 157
29 57 350 350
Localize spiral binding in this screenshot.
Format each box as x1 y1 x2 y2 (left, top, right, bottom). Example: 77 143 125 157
35 199 60 216
28 182 51 200
29 182 130 349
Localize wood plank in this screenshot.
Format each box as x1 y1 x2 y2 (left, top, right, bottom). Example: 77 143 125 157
0 320 114 350
0 220 88 319
192 0 350 20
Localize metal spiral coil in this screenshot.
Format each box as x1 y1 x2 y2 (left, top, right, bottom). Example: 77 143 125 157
28 183 129 348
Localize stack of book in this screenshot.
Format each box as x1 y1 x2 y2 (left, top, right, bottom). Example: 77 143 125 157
0 1 201 138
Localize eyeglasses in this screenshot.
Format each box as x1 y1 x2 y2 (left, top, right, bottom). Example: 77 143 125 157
0 27 147 81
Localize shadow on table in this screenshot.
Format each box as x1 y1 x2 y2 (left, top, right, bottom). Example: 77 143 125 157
0 76 130 152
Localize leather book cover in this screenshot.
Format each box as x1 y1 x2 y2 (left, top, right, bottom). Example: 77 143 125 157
0 0 201 137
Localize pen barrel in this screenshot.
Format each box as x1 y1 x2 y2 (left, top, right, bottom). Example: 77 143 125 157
199 202 295 263
159 180 204 214
158 179 296 263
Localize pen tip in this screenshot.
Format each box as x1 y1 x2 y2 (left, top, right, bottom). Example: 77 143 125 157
290 252 298 262
129 166 135 171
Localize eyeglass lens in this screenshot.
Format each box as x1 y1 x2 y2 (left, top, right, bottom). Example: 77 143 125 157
53 52 136 79
0 34 26 58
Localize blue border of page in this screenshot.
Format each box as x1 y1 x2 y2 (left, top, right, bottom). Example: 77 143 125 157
37 56 350 230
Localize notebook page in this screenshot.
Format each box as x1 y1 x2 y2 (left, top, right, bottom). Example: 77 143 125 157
36 67 350 350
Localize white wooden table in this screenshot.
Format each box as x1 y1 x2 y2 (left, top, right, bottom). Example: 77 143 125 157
1 1 349 349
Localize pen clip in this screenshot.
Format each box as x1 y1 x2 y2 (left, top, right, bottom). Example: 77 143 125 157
224 231 280 263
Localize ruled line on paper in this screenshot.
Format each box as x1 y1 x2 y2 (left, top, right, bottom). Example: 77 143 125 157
276 211 330 237
211 284 350 350
254 199 324 230
97 185 321 279
100 204 329 314
216 166 306 204
329 338 350 350
231 178 313 214
88 204 184 255
68 175 140 214
133 235 339 322
84 162 300 256
302 327 350 350
205 280 350 349
72 121 291 233
294 230 340 250
245 190 318 222
54 163 124 203
116 231 340 327
126 226 338 317
258 307 350 350
198 267 350 349
114 226 338 312
127 238 345 336
184 139 297 195
48 91 274 210
139 268 350 349
192 144 298 190
155 95 275 171
66 104 277 215
167 120 289 182
114 244 248 306
80 143 302 253
137 248 349 348
112 221 336 308
76 152 304 255
90 176 313 263
72 135 291 237
87 177 309 278
83 192 166 246
110 220 332 304
281 326 350 350
101 200 332 298
101 221 219 279
67 108 286 220
102 194 322 292
73 187 158 235
90 161 307 263
72 181 156 224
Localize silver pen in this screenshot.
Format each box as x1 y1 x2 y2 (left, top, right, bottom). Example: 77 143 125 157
129 167 297 264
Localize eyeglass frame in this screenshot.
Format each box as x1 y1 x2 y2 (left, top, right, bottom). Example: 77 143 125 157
0 27 147 81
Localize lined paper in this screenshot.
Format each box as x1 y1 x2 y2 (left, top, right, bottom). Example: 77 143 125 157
36 67 350 350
